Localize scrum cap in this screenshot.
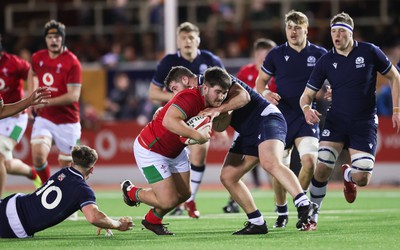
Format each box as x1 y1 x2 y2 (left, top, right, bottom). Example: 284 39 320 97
43 20 66 44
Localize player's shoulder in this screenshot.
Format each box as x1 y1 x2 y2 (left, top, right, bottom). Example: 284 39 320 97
199 49 222 61
308 42 328 54
32 49 48 60
238 63 256 73
63 50 81 63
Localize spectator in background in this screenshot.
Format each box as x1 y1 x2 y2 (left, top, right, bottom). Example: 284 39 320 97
101 42 122 68
104 72 137 120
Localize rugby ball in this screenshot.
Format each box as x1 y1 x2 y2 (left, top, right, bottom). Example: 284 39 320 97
180 115 212 145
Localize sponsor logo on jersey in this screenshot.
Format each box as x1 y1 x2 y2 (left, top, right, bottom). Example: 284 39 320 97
307 56 316 67
355 57 365 68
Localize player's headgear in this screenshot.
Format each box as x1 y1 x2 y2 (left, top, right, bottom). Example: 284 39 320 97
43 20 66 45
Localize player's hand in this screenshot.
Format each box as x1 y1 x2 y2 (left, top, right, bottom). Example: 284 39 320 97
264 91 281 105
304 108 321 125
324 85 332 101
392 112 400 133
198 108 220 120
30 87 51 106
117 216 134 231
195 129 211 145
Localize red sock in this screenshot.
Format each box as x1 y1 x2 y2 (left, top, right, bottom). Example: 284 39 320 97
29 167 38 180
127 186 140 202
35 162 51 183
145 208 162 224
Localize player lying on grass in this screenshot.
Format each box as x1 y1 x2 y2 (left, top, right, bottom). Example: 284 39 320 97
0 145 133 238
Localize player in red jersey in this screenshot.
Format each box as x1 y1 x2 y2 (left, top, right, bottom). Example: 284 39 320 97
222 38 277 213
27 20 82 184
0 36 51 197
121 66 249 235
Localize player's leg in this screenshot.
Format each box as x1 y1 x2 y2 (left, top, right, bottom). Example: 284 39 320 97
309 141 343 227
123 139 191 235
220 152 268 234
31 117 54 183
5 159 41 188
295 136 319 191
185 141 209 218
272 148 291 228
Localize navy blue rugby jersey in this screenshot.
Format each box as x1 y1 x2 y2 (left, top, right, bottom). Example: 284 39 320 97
261 41 327 121
16 167 96 236
306 41 392 120
229 75 274 136
152 49 224 87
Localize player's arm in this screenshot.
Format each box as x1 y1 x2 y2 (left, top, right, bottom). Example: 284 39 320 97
255 70 280 105
383 65 400 132
26 68 38 96
81 203 133 231
0 87 51 119
163 105 210 144
45 84 81 107
148 82 174 102
200 81 250 119
299 87 321 125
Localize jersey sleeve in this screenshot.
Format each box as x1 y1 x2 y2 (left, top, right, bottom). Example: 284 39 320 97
172 91 203 119
211 55 225 68
372 45 392 75
67 59 82 85
152 56 174 87
78 185 97 209
261 49 276 76
15 56 31 80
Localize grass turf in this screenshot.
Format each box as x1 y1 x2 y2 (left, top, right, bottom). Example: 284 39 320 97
1 187 400 250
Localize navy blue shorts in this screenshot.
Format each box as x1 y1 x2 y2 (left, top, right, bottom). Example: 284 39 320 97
230 113 287 157
321 115 378 155
285 116 319 150
0 194 18 238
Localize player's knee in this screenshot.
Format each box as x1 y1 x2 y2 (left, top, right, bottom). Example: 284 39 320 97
317 146 339 169
352 172 371 186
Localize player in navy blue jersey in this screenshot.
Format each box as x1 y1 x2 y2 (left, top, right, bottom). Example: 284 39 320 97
255 10 327 229
300 12 400 230
197 73 318 234
0 145 133 238
148 22 227 218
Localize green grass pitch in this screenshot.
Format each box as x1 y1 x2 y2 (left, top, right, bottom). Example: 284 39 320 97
1 187 400 250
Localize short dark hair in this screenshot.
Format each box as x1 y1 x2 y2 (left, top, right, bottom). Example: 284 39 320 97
253 38 276 51
164 66 197 90
203 67 232 90
72 145 98 169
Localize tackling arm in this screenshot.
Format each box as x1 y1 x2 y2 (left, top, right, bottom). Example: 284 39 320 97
148 82 174 103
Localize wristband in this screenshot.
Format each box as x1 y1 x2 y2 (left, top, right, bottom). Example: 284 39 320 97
393 107 400 113
302 104 310 112
262 89 271 96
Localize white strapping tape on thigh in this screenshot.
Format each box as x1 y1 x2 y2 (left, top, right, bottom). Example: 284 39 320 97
297 137 319 158
31 137 52 149
282 148 292 166
261 104 280 116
